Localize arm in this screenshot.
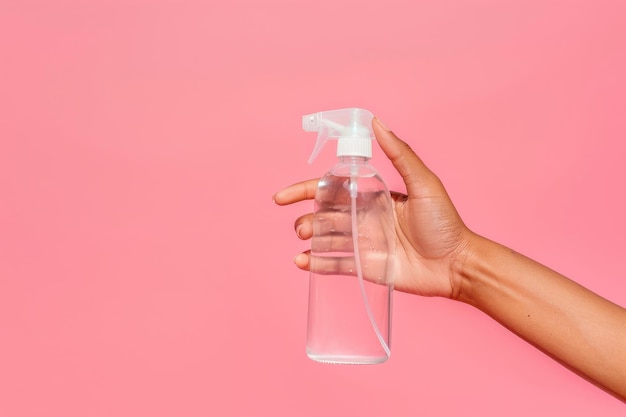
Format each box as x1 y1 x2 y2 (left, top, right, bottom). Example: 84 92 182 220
456 234 626 401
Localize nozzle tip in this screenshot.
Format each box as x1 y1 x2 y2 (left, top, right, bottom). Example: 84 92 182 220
302 113 319 132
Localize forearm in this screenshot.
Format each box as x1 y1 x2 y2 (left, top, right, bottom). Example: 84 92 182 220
455 234 626 401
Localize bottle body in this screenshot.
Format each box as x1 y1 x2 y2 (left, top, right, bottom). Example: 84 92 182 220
306 157 395 364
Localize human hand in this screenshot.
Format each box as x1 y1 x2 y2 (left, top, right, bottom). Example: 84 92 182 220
273 118 473 298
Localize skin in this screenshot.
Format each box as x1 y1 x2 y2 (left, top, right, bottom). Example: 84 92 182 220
273 118 626 401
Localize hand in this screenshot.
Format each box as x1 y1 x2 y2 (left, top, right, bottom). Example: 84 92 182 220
273 118 474 298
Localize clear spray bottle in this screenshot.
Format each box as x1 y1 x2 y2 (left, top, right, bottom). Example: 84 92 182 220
302 108 395 364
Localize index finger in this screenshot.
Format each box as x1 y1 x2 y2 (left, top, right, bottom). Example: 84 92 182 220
273 178 320 205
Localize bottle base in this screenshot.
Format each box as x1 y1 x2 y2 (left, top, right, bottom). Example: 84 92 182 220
307 352 389 365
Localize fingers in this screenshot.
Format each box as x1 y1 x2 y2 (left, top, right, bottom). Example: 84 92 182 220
295 251 356 275
273 178 320 205
294 251 391 284
294 213 313 239
295 212 355 252
372 117 438 197
310 254 356 276
294 251 311 270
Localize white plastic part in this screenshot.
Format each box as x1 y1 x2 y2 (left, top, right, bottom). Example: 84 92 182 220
302 108 374 164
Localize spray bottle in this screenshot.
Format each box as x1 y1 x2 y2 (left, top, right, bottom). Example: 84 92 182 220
302 108 395 364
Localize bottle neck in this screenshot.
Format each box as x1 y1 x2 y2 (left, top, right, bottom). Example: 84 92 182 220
331 156 376 178
338 156 370 165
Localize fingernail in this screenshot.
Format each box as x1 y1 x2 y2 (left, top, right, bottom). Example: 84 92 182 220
294 253 307 265
295 224 303 239
375 117 391 131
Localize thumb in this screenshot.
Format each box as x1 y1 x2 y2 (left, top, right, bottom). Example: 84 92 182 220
372 117 436 197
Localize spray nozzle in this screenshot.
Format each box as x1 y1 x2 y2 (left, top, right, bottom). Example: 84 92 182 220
302 108 374 164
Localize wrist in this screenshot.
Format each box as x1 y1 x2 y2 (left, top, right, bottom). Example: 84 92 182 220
448 231 490 303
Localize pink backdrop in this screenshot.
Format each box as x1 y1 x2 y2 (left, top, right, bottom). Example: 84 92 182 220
1 0 625 415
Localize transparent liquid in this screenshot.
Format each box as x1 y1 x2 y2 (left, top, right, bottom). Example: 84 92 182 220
306 161 395 364
307 271 392 364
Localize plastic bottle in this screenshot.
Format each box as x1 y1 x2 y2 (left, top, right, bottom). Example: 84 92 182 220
302 108 395 364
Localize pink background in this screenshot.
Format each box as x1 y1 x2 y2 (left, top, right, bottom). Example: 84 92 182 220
1 0 625 415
